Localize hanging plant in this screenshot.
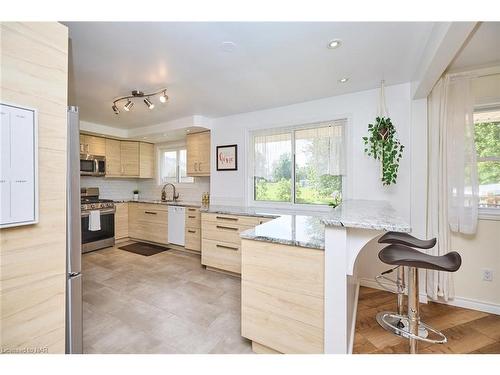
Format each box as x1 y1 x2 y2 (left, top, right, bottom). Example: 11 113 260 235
362 116 404 185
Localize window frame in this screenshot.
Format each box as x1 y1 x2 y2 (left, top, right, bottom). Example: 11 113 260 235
247 119 348 210
473 105 500 220
157 145 194 185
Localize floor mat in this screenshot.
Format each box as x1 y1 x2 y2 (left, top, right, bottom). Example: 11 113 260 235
118 242 169 256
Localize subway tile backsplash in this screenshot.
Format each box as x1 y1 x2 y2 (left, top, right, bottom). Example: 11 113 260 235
80 176 210 203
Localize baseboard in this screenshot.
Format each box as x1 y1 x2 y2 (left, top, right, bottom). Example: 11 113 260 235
433 296 500 315
359 277 500 315
348 282 360 354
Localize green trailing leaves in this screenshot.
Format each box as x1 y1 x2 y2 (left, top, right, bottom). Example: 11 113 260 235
362 116 404 186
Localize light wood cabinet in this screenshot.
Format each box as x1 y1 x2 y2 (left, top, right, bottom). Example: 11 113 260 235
105 138 121 176
139 142 154 178
201 213 273 274
187 131 210 176
114 202 129 239
80 134 106 156
241 239 325 354
185 207 201 252
128 203 168 244
102 137 154 178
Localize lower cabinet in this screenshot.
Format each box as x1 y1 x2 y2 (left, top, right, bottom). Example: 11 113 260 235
128 203 168 245
200 212 272 274
185 207 201 252
114 202 129 240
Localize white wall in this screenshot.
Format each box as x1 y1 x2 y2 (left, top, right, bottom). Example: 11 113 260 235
210 82 413 222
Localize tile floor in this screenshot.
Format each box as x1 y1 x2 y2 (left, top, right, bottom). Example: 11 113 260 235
82 242 252 354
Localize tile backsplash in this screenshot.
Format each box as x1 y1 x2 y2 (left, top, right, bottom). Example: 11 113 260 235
80 176 209 203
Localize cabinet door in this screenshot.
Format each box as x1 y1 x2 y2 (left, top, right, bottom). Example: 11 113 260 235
196 132 211 175
105 138 121 176
139 142 154 178
114 202 129 239
120 141 139 176
186 133 199 175
87 136 106 156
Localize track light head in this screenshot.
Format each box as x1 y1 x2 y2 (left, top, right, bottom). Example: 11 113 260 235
144 97 154 109
124 100 134 111
159 91 168 103
112 104 120 114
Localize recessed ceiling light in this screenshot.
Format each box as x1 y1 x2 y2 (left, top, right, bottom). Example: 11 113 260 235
221 41 237 52
338 77 349 83
186 129 190 132
327 39 342 49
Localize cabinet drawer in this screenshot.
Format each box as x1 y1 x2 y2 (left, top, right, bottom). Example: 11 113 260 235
202 212 275 227
185 227 201 252
201 220 253 244
131 203 168 212
129 221 168 244
201 238 241 274
186 212 201 228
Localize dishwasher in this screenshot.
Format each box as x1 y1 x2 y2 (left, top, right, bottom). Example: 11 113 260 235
168 206 185 246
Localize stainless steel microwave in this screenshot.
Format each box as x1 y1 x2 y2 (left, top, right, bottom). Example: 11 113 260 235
80 155 106 176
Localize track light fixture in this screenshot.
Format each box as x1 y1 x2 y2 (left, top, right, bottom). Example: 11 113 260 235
111 87 168 114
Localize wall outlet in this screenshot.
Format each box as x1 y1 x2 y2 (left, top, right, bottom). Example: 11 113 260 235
482 269 493 282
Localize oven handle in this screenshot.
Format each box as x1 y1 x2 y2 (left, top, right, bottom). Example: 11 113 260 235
81 207 115 217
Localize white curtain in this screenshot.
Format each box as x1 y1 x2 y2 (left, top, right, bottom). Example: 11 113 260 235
426 74 478 301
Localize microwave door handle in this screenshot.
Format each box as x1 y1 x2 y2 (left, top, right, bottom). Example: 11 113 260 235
94 159 99 176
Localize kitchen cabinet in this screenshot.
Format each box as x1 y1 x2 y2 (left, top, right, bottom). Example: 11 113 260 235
186 131 210 176
128 203 168 244
185 207 201 252
114 202 129 240
241 238 325 354
200 213 272 274
103 138 153 178
80 134 105 156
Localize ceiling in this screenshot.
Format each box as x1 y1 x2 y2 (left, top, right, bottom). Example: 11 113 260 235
448 22 500 72
66 22 435 129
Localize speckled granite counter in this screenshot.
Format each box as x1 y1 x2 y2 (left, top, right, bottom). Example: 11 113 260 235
112 199 202 208
321 199 411 232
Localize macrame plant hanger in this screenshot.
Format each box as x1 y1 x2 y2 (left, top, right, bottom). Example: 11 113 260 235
377 80 388 118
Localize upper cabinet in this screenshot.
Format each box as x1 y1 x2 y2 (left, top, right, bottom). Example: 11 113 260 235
81 133 154 179
80 134 105 156
187 131 210 176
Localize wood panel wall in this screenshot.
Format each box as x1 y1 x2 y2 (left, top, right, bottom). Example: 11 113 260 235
0 22 68 353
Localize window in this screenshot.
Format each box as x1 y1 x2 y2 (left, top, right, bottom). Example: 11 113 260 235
159 148 194 184
251 120 346 206
474 109 500 214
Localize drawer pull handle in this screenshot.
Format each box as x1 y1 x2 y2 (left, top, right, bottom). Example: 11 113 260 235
188 215 196 218
188 208 196 211
145 211 157 215
216 244 238 251
216 216 238 221
216 225 238 231
188 230 196 233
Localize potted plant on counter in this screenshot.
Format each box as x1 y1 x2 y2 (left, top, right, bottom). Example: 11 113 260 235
133 189 139 201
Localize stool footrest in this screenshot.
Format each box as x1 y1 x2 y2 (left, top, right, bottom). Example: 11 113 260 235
376 312 447 344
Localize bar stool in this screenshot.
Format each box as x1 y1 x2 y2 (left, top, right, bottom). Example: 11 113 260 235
377 243 462 353
376 232 437 334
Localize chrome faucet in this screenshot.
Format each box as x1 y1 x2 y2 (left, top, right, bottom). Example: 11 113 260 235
161 183 180 202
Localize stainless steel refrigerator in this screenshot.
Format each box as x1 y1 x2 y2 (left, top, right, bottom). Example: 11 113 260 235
66 106 82 353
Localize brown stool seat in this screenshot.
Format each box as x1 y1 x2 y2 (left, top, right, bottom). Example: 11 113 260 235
379 232 436 249
379 244 462 272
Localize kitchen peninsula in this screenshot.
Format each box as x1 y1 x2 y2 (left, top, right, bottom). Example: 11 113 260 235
201 200 410 354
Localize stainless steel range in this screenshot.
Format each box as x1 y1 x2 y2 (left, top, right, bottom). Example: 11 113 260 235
81 187 115 253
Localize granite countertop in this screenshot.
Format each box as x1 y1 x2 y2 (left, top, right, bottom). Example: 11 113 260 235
240 215 325 250
321 199 411 232
112 199 203 208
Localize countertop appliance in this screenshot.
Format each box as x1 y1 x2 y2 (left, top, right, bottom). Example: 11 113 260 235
81 187 115 253
66 106 82 354
80 154 106 176
168 205 185 246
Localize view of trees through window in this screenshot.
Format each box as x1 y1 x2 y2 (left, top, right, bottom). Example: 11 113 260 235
253 122 345 205
474 114 500 209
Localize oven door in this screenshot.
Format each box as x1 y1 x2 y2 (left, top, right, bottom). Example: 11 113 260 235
81 208 115 253
80 157 96 176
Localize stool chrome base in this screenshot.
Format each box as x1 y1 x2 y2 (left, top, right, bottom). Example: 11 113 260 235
376 311 447 344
